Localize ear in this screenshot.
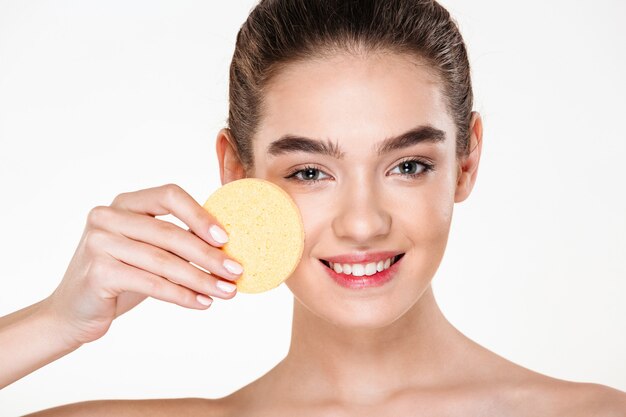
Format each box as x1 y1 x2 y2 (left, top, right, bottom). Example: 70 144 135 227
215 128 247 185
454 111 483 203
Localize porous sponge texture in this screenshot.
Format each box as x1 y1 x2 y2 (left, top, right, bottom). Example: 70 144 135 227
203 178 305 294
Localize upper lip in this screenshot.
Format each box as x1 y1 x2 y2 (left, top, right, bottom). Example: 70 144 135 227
320 251 404 264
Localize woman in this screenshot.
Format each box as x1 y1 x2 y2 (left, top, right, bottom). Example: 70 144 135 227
1 0 625 415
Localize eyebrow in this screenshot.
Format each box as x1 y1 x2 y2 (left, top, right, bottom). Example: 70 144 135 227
266 125 446 159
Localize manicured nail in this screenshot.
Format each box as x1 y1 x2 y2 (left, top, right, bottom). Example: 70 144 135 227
217 280 237 293
223 259 243 275
209 225 228 244
196 294 213 306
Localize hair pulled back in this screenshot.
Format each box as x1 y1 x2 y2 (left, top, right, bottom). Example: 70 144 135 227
228 0 473 172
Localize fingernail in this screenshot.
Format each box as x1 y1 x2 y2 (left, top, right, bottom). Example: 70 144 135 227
217 280 237 293
209 225 228 244
223 259 243 275
196 294 213 306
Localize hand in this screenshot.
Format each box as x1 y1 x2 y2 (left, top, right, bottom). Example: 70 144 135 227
44 183 243 347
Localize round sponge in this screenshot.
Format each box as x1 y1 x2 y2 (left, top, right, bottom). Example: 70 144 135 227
202 178 305 294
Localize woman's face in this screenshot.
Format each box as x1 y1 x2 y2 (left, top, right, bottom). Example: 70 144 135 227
247 52 466 329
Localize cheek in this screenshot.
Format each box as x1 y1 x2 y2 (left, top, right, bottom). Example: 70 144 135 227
286 189 333 241
384 170 456 238
398 185 453 240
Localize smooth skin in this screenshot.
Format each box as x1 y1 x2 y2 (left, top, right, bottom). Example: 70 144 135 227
6 51 626 416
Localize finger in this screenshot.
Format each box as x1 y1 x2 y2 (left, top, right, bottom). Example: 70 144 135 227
88 206 243 282
100 256 214 310
92 230 238 299
108 183 229 248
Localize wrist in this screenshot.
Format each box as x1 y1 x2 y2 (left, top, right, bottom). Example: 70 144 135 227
37 296 84 352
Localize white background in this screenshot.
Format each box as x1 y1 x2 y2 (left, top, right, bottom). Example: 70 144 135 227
1 0 625 415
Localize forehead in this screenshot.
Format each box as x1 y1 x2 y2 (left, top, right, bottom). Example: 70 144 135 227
254 52 454 159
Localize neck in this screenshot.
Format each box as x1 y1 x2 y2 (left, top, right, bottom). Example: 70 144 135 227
274 285 473 405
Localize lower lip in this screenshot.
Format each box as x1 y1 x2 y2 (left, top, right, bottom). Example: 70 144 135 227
321 257 402 289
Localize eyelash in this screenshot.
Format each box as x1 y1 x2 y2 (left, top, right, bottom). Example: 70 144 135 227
284 157 435 184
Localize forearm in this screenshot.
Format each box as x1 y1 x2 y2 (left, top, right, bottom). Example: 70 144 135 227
0 299 81 389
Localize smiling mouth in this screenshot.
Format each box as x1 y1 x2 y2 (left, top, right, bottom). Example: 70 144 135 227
319 253 405 270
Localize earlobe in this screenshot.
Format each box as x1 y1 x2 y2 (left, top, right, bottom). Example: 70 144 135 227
454 111 483 203
215 128 247 185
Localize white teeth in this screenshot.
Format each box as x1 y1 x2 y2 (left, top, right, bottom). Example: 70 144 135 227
365 263 377 276
328 255 398 277
352 264 365 276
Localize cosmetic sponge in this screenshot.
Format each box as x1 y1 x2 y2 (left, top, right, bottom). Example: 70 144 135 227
202 178 305 294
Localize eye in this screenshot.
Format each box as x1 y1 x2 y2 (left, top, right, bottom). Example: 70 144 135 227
389 158 434 179
284 158 434 185
285 165 331 184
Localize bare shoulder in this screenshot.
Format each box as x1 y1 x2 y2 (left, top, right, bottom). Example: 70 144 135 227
553 381 626 417
467 342 626 417
508 376 626 417
22 397 231 417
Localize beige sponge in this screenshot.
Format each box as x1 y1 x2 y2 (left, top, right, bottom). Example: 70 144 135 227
202 178 305 294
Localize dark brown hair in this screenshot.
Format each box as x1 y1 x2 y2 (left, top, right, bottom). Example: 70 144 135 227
227 0 473 172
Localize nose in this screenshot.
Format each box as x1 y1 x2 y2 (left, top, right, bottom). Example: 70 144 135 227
331 179 392 244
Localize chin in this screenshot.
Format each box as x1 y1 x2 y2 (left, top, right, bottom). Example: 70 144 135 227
324 303 410 330
293 289 423 331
